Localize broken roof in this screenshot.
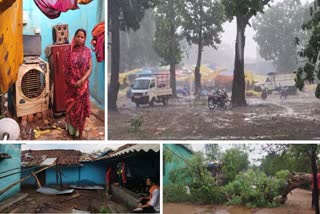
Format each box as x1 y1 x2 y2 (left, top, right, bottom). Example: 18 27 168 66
98 144 160 160
21 150 83 167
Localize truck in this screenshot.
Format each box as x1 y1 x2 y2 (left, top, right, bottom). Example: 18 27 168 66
131 72 172 107
254 73 297 95
267 73 297 94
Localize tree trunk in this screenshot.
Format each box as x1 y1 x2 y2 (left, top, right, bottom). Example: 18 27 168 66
278 172 312 203
311 147 319 213
108 0 120 111
231 16 247 107
169 0 176 97
194 2 203 97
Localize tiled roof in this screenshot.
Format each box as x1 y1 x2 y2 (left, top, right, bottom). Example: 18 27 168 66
21 150 82 167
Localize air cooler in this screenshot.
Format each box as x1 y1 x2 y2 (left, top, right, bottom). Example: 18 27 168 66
15 57 49 117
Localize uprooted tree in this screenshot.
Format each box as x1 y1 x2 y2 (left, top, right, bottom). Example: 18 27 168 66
262 144 320 213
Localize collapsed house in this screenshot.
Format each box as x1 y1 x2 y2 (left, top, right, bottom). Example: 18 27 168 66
21 149 111 187
0 144 160 212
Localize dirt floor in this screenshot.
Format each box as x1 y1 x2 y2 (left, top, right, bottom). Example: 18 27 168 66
164 189 314 214
16 100 105 141
108 91 320 140
6 186 130 213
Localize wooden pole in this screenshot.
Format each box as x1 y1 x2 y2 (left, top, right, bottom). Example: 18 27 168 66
32 172 42 188
0 164 55 195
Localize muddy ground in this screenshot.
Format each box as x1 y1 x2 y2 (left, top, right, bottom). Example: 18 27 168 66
108 91 320 140
164 189 313 214
15 100 105 141
6 186 130 213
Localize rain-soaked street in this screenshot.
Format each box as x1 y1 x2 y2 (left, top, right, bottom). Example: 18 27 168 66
108 91 320 140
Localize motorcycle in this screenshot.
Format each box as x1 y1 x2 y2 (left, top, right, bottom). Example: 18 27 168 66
208 90 232 110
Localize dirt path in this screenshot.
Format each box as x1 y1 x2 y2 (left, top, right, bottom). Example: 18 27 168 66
163 189 314 214
108 93 320 140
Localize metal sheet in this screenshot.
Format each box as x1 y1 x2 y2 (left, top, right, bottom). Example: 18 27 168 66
40 158 57 166
69 185 104 190
100 144 160 160
37 187 74 195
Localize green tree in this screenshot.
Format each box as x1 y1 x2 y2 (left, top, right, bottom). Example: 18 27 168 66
180 0 225 96
108 0 159 111
221 148 250 184
221 0 272 106
263 144 320 213
260 149 311 176
253 0 309 73
204 144 221 160
295 1 320 100
153 0 185 97
120 10 160 71
169 152 225 203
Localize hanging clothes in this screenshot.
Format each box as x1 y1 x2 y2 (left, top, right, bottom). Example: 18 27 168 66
91 22 105 62
0 0 23 94
0 0 16 13
33 0 79 19
121 160 127 185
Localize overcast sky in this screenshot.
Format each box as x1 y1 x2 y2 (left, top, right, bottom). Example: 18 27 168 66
21 143 122 153
191 144 266 165
222 0 312 59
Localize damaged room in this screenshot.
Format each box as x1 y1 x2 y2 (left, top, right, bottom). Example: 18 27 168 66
0 144 160 213
0 0 105 140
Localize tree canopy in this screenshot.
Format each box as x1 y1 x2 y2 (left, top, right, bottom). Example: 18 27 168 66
221 148 250 183
253 0 309 73
295 1 320 100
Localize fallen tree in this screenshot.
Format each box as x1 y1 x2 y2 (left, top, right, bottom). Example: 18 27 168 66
278 172 312 204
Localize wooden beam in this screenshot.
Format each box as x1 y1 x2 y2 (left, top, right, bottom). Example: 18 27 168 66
31 171 41 188
0 164 55 196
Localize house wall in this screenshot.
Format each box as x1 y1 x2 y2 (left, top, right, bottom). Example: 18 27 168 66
21 168 38 186
163 144 193 186
0 144 21 202
22 0 105 107
22 161 108 186
126 153 160 179
79 162 106 185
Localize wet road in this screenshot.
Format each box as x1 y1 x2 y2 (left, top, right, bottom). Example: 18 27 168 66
163 189 313 214
108 92 320 140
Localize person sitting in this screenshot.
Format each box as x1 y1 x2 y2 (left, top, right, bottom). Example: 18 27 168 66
133 177 160 213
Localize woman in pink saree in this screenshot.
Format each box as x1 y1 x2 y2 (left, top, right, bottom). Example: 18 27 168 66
64 29 92 138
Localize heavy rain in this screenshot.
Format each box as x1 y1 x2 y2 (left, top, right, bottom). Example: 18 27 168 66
108 0 320 140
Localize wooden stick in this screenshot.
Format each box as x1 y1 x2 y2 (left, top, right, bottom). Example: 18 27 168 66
0 164 55 195
32 172 42 188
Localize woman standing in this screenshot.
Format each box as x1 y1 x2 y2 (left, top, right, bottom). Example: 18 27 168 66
64 29 92 138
